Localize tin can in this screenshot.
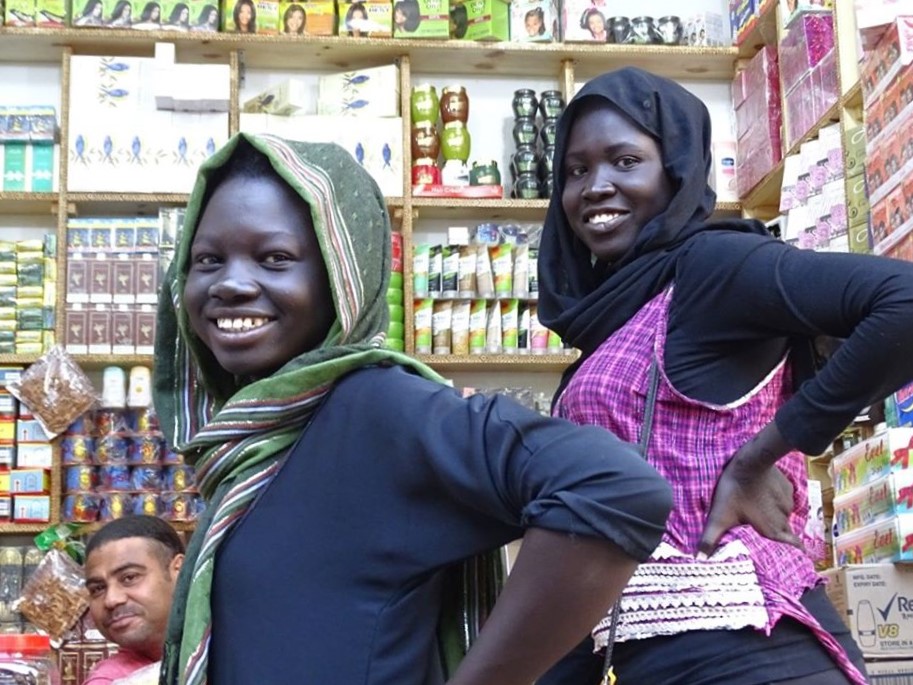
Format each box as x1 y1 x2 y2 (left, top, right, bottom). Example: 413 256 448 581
62 493 99 523
61 435 94 465
131 465 163 492
64 465 96 493
64 413 95 436
98 464 132 491
162 445 184 465
411 158 441 185
165 464 196 492
133 492 162 517
94 434 129 465
99 492 133 521
128 434 163 465
129 407 160 433
162 492 194 522
94 408 129 437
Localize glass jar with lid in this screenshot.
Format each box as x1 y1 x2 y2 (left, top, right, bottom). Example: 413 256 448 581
0 634 59 684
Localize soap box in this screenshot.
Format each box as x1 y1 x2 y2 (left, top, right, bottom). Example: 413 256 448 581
831 427 913 497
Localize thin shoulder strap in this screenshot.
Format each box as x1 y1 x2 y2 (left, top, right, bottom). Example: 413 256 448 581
601 359 660 685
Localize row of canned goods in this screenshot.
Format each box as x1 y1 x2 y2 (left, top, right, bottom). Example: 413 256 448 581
61 432 181 466
63 491 205 523
65 464 196 493
65 407 160 437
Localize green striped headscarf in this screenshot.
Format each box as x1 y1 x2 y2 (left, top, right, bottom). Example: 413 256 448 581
154 133 444 685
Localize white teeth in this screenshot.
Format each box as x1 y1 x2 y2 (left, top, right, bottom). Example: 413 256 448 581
588 212 622 224
216 317 268 331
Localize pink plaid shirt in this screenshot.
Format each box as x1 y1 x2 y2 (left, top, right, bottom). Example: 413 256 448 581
556 287 866 684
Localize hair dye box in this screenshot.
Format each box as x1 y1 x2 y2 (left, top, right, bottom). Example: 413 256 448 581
450 0 508 40
392 0 449 38
340 0 390 37
293 0 335 35
35 0 67 26
509 0 557 42
824 564 913 659
220 0 277 31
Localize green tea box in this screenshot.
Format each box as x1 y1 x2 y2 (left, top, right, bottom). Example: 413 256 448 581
4 0 34 26
450 0 508 40
29 144 55 193
35 0 66 26
1 144 26 192
339 0 390 38
393 0 448 38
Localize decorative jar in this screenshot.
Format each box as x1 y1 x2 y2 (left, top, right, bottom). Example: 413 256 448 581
441 121 471 162
440 85 470 124
512 89 538 118
411 84 440 124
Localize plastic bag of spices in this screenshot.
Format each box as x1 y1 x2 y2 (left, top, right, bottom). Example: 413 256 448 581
13 548 89 642
7 345 98 438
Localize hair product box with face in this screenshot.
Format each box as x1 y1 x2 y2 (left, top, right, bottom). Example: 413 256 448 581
4 0 35 26
393 0 449 38
509 0 556 42
450 0 509 40
561 0 607 43
340 0 391 37
35 0 67 26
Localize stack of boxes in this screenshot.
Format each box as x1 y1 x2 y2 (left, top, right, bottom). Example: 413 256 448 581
0 107 57 194
63 217 169 356
0 238 57 356
241 64 403 198
779 10 838 151
778 123 848 251
845 123 872 253
862 16 913 261
733 45 782 198
386 232 404 353
0 368 53 524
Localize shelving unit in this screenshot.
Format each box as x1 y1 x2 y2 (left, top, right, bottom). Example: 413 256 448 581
0 26 746 531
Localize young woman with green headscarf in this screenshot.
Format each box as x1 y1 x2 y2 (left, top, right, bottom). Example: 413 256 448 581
154 132 673 685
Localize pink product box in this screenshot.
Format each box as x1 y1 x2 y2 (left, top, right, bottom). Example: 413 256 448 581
813 48 838 110
778 12 834 95
784 74 820 151
736 129 782 197
862 16 913 106
735 86 781 141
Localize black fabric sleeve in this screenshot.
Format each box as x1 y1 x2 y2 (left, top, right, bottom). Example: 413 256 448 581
668 233 913 455
355 367 673 562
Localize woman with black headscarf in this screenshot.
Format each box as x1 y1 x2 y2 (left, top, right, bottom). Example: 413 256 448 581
537 67 913 684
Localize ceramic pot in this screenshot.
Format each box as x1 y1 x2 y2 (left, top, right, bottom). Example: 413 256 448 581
441 121 471 162
411 121 440 161
657 15 682 45
513 171 540 199
412 158 441 185
440 85 469 124
411 84 440 125
609 16 630 43
630 15 657 44
538 90 565 119
512 89 538 119
537 146 554 182
512 117 538 147
510 144 538 178
540 118 558 147
470 160 501 186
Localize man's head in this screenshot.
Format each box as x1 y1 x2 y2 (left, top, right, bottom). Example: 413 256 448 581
85 516 185 660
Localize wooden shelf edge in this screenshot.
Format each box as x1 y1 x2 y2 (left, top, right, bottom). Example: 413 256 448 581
841 81 862 109
0 523 48 534
416 353 577 371
735 1 780 60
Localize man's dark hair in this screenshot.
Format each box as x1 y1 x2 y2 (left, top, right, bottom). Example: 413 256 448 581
86 516 185 568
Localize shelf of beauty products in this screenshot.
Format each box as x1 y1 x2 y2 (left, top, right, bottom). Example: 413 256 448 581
0 27 738 80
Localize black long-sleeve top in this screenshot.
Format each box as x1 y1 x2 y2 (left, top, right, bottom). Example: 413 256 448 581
665 231 913 456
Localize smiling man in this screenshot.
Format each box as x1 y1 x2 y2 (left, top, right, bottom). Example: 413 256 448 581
83 516 185 685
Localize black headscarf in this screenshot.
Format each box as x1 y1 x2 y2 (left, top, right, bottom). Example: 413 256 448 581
538 67 770 364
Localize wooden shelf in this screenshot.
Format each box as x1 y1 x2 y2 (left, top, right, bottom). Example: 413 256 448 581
71 519 196 536
412 198 548 220
72 354 155 369
0 192 58 216
416 353 576 372
0 28 737 80
841 81 862 109
0 523 50 534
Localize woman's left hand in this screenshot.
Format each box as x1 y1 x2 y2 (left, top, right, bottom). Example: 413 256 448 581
697 427 802 558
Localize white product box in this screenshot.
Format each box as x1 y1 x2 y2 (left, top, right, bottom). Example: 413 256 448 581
240 112 404 197
825 564 913 658
243 79 311 116
866 658 913 683
317 64 401 118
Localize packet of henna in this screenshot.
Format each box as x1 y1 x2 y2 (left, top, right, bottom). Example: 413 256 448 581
14 548 90 642
7 345 98 438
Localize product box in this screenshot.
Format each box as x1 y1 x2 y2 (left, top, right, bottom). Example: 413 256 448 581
560 0 607 43
288 0 335 35
509 0 557 42
220 0 277 31
862 17 913 106
12 494 49 522
16 443 52 469
866 659 913 684
4 0 34 24
834 513 913 565
845 123 868 178
10 468 49 494
849 217 874 254
831 427 913 496
834 470 913 537
317 64 400 117
35 0 66 25
450 0 508 40
825 563 913 658
393 0 449 38
340 0 390 37
243 79 310 116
